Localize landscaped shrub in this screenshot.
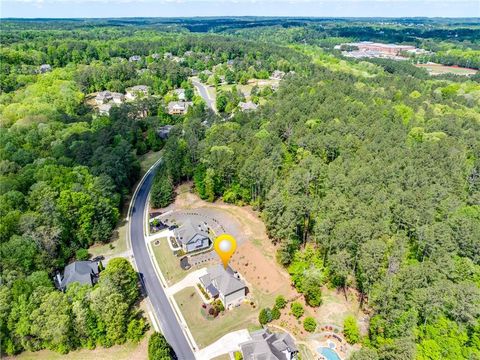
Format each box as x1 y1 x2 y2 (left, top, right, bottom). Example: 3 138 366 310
291 302 304 319
343 315 361 344
234 351 243 360
197 283 211 300
303 317 317 332
259 308 273 325
275 295 287 309
127 318 147 343
271 307 281 320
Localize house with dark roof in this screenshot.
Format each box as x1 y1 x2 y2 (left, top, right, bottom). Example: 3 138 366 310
174 220 211 253
199 265 247 308
55 261 100 291
240 329 298 360
39 64 52 73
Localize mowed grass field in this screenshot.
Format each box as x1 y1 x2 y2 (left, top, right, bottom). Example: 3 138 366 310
174 287 261 348
416 63 478 76
152 237 191 285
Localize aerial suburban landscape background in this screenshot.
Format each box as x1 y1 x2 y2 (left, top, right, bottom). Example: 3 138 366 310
0 13 479 360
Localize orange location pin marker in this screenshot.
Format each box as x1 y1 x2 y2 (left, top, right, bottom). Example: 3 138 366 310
213 234 237 269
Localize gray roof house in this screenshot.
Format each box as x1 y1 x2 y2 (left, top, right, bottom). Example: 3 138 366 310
39 64 52 73
129 55 142 62
98 103 112 116
126 85 149 100
111 92 125 104
240 329 298 360
238 101 258 112
55 261 100 291
174 220 211 253
270 70 286 80
168 101 192 115
199 265 247 308
95 91 112 104
157 125 173 139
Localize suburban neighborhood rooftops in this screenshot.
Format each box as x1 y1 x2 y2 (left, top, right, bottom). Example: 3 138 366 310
96 91 112 100
199 264 246 297
240 329 298 360
128 85 149 92
59 261 99 290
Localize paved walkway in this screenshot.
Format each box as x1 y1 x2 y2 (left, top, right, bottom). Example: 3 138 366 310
195 329 251 360
166 268 208 296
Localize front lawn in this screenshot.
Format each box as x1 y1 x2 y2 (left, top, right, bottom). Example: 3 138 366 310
174 287 261 348
152 237 189 285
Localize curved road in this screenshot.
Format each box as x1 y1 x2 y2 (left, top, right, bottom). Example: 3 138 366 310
129 166 194 360
191 78 217 113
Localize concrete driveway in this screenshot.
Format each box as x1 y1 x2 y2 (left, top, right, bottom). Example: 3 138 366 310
195 329 252 360
166 268 208 296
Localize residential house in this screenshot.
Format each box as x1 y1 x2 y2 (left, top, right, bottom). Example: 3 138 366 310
151 53 161 59
164 52 173 59
201 69 213 76
39 64 52 73
168 101 191 115
126 85 149 100
54 261 100 291
174 88 186 101
98 103 112 116
129 55 142 62
157 125 173 139
95 91 113 104
184 50 194 57
174 220 211 253
238 101 258 112
240 329 299 360
227 59 235 67
270 70 286 80
199 265 247 308
111 92 125 104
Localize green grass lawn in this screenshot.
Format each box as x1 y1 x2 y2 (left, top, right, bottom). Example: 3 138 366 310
175 287 261 348
138 150 162 174
152 237 190 286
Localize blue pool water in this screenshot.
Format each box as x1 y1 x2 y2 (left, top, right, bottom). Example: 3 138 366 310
317 347 342 360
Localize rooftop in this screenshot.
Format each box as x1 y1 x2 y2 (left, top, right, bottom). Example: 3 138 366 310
199 264 246 296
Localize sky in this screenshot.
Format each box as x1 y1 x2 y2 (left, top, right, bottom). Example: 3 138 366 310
1 0 479 18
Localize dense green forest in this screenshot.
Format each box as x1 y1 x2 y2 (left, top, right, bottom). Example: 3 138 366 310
1 18 479 359
0 21 308 356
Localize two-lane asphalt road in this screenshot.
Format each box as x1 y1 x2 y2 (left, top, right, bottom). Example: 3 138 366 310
130 167 195 360
191 78 216 113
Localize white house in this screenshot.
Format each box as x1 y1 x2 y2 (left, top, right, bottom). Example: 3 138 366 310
126 85 149 100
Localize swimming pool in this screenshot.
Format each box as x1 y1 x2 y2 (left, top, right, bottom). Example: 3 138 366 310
317 346 342 360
